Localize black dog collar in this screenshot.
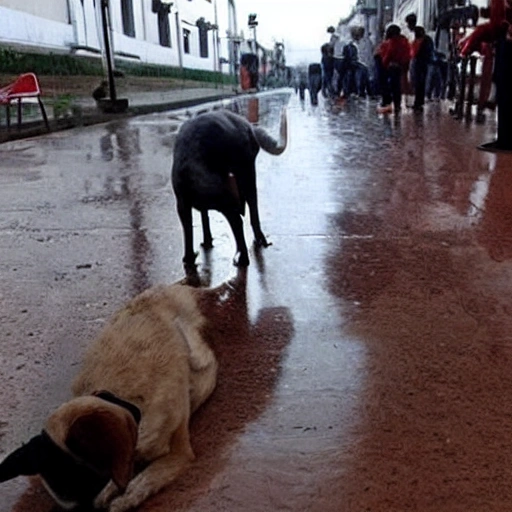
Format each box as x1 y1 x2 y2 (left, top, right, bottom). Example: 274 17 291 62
0 393 141 508
94 390 142 424
38 390 142 507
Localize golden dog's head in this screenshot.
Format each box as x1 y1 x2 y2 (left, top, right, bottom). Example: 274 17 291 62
0 393 139 509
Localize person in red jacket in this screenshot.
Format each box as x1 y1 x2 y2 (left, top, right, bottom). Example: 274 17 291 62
459 0 512 151
376 24 411 113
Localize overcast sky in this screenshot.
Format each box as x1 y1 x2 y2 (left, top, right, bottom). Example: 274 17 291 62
233 0 355 66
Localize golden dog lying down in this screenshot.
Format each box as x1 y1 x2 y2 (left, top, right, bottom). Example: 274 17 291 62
0 284 217 511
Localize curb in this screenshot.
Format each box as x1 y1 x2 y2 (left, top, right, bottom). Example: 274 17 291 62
0 88 293 144
0 91 236 144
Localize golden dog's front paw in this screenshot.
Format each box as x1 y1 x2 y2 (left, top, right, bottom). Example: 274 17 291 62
108 477 150 512
109 493 137 512
94 481 120 510
109 492 145 512
109 497 130 512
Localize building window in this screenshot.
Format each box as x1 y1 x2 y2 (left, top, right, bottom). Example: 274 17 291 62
152 1 172 47
121 0 135 37
158 11 171 47
183 29 191 54
197 19 209 58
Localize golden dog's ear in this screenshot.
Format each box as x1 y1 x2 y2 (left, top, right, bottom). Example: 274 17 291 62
65 409 138 491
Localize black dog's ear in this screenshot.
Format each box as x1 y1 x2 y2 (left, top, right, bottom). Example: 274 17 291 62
0 435 44 482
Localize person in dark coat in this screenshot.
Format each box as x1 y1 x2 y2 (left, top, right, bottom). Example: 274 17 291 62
297 67 308 101
410 26 435 111
308 63 323 105
321 43 335 98
345 26 371 97
426 51 448 100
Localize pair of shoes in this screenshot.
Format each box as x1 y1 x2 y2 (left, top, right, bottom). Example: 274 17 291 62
377 104 393 114
478 140 512 153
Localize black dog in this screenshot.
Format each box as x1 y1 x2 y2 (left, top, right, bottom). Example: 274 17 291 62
172 108 287 267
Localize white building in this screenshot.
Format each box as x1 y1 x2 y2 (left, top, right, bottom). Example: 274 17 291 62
0 0 240 74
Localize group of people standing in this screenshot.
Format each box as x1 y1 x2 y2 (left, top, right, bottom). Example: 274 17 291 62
375 14 440 113
322 25 373 100
317 13 447 115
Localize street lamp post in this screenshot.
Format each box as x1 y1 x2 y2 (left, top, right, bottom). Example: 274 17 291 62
248 13 258 53
97 0 129 113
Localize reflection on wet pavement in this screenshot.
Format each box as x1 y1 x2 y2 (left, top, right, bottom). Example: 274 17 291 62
2 91 512 511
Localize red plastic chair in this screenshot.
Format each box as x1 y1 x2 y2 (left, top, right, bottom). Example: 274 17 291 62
0 73 49 131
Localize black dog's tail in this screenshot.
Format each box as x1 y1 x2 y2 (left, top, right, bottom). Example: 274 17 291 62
253 107 287 155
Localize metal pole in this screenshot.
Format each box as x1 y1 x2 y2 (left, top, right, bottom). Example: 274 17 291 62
465 55 477 121
100 0 117 101
455 56 468 120
97 0 128 112
213 0 220 73
175 10 183 69
376 0 384 45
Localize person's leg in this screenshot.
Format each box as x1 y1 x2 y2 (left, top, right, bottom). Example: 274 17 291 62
321 65 328 98
432 65 442 99
355 63 369 97
440 61 448 99
373 55 383 97
299 83 306 101
334 59 345 96
409 59 417 94
341 62 352 96
378 60 391 106
309 74 322 105
389 67 402 111
413 66 426 109
381 72 392 106
376 67 393 113
495 39 512 149
368 63 378 97
327 69 335 97
479 37 512 151
426 64 434 100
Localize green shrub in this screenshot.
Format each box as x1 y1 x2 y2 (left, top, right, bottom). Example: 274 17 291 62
0 47 102 75
0 46 236 84
115 60 235 84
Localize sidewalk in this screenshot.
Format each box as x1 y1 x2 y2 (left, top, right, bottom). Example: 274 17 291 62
0 85 238 143
3 90 512 512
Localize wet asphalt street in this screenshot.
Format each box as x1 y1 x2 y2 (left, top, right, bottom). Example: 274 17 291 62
2 90 512 512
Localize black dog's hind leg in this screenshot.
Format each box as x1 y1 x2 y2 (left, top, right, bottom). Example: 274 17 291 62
245 174 271 248
177 199 197 267
200 210 213 249
221 209 250 266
